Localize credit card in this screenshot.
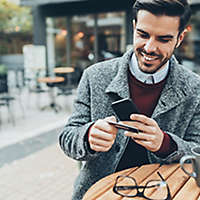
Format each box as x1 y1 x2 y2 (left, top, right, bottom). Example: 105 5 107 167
107 121 139 133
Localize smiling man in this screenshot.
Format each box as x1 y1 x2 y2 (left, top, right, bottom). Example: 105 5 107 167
59 1 200 199
133 10 184 74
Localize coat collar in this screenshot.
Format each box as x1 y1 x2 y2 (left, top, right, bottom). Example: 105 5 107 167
105 49 192 118
105 49 133 99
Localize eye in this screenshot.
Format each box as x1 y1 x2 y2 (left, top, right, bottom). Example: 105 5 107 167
158 38 171 43
138 33 149 39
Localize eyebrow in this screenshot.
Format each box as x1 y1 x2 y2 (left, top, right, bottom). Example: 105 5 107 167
136 28 174 39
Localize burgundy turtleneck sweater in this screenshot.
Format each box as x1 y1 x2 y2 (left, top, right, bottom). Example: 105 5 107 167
115 70 177 172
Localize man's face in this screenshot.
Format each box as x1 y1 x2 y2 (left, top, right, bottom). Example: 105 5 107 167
133 10 185 74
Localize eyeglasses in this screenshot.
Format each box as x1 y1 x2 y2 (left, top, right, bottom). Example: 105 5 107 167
113 171 171 200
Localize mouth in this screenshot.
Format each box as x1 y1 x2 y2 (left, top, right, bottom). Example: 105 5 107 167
141 52 159 62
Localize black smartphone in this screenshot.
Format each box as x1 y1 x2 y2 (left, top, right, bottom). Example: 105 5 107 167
107 121 139 133
111 98 139 121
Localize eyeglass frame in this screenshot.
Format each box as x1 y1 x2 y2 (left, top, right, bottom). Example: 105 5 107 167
113 171 171 200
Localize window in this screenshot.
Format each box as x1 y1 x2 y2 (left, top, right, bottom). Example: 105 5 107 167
177 9 200 74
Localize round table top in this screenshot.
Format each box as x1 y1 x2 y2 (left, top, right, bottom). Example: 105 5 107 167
83 163 198 200
30 66 46 71
37 76 64 83
54 67 74 74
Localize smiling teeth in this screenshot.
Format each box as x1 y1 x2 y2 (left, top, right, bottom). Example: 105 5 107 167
144 55 156 61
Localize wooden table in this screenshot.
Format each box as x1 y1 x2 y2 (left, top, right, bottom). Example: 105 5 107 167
37 76 64 84
83 163 200 200
53 67 74 74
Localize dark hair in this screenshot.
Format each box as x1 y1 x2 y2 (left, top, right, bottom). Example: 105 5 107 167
133 0 191 33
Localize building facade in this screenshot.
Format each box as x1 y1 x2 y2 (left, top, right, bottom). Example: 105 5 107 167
20 0 200 79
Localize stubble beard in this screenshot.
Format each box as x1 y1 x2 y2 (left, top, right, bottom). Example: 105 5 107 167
135 49 170 74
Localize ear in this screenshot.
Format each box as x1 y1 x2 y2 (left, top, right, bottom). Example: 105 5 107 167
175 28 187 48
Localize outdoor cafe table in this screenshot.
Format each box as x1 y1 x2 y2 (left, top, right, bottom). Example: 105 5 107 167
54 66 75 87
83 163 200 200
53 66 74 74
38 76 64 84
37 76 64 112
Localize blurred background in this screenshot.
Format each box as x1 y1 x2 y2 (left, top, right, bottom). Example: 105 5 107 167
0 0 199 199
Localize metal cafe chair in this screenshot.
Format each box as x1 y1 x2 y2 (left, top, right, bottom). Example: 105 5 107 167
0 73 24 125
54 66 82 96
0 74 16 125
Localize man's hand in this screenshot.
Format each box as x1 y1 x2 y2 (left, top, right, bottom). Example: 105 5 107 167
88 116 118 152
122 114 164 152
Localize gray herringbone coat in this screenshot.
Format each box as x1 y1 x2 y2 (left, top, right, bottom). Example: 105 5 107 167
59 50 200 200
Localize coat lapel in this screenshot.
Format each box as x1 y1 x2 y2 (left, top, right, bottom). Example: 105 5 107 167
105 50 133 99
152 57 191 118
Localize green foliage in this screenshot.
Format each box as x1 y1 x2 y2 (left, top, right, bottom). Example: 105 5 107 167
0 0 32 33
0 64 8 74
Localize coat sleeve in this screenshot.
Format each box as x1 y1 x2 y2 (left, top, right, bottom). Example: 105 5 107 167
149 99 200 164
59 69 98 161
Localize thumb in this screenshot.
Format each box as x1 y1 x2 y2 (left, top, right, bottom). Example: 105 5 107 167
105 116 118 137
105 115 117 122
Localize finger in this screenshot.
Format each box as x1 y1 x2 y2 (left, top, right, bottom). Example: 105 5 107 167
121 121 153 134
90 144 111 152
134 138 159 152
124 131 154 141
130 114 156 126
105 115 117 122
133 139 152 149
89 136 114 148
95 119 117 135
105 116 118 132
90 128 115 141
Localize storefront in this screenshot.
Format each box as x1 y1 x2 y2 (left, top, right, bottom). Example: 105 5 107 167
177 2 200 74
20 0 132 79
51 12 126 68
20 0 200 81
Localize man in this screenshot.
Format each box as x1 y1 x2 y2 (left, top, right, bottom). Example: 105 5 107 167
59 0 200 199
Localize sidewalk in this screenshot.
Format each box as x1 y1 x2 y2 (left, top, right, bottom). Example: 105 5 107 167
0 86 75 148
0 143 79 200
0 85 79 199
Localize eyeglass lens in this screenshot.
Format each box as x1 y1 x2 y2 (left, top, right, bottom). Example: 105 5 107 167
144 180 168 199
115 176 138 196
115 175 169 200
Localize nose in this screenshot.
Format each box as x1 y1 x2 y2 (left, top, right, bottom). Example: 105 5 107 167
144 38 157 53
